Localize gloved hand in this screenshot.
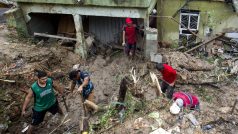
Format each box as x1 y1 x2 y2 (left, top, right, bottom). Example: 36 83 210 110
122 42 126 46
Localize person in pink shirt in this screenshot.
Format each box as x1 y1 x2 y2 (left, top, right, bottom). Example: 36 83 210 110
170 91 200 114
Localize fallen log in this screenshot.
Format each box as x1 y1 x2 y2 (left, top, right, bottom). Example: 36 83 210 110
178 65 214 71
185 34 224 53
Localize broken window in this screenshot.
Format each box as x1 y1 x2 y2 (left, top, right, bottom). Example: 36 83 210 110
179 9 200 46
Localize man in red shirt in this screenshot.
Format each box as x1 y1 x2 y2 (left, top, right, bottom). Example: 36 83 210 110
122 17 137 57
170 91 200 114
156 63 177 99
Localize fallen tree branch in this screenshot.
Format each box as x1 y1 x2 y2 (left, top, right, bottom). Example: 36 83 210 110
98 122 120 134
0 78 16 83
178 65 214 71
150 72 163 97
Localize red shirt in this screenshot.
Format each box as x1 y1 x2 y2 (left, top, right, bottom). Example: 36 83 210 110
173 92 199 108
123 24 136 44
160 64 177 84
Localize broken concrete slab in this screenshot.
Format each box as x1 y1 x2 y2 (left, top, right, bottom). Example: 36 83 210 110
150 52 162 63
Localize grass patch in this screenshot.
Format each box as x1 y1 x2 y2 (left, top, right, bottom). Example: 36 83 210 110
93 91 145 132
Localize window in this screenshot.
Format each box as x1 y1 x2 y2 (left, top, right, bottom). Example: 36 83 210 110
179 9 200 46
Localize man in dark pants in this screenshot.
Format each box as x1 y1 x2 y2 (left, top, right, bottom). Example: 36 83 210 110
22 70 64 134
156 63 177 99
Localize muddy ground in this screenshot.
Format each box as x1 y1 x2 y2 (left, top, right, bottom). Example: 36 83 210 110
0 24 238 134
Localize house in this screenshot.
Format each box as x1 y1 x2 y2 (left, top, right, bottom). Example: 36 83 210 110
4 0 157 59
157 0 238 47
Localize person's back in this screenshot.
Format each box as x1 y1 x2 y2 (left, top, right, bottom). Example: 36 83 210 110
173 92 199 108
160 64 177 84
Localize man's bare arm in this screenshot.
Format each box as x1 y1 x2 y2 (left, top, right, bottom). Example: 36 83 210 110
22 89 33 115
81 77 89 87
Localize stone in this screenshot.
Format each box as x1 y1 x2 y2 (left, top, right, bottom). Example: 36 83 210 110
186 113 199 126
168 126 180 133
133 117 149 130
150 128 170 134
219 107 231 114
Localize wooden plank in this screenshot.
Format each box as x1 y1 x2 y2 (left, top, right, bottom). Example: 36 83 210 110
34 32 77 41
185 34 224 53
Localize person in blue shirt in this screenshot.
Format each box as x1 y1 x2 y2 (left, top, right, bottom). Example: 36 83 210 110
68 70 94 111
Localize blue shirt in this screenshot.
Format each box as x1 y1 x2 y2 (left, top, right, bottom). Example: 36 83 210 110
74 71 94 99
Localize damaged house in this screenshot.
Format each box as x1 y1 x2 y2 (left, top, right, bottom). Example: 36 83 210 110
157 0 238 47
4 0 157 58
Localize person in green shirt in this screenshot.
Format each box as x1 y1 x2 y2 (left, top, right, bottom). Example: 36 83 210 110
21 70 64 134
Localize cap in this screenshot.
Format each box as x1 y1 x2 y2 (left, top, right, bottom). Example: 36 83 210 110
126 18 133 24
175 98 184 107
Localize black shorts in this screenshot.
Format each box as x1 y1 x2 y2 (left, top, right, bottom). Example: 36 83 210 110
31 101 59 126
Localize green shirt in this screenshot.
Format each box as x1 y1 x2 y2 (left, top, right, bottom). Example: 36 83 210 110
31 78 56 112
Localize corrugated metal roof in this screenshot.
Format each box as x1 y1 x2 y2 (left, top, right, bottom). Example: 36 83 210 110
233 0 238 13
89 16 124 44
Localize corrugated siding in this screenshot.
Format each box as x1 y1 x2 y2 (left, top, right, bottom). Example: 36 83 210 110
89 16 124 44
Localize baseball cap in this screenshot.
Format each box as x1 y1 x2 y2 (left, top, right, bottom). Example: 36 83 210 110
126 18 133 24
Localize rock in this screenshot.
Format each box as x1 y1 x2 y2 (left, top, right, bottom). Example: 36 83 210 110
133 117 149 130
168 126 180 133
219 107 231 114
103 89 110 96
0 124 8 133
148 112 163 126
150 128 170 134
3 42 10 45
37 40 44 46
185 113 199 126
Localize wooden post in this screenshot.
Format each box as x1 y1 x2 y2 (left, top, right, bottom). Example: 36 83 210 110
73 14 87 59
116 77 131 110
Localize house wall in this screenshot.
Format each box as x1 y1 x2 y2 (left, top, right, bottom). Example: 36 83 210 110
15 0 154 8
158 0 238 44
89 16 124 44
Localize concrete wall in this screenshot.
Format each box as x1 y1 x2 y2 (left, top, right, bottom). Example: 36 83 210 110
157 0 238 44
15 0 155 8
